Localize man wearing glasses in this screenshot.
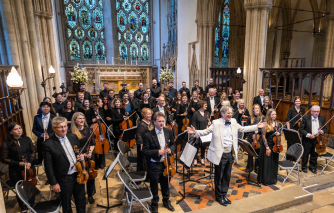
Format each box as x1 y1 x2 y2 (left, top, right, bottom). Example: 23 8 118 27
43 116 86 213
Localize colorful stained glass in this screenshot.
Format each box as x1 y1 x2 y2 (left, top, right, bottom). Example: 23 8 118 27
75 26 85 39
85 0 95 9
83 40 93 60
99 0 102 7
95 40 105 60
214 1 229 67
134 0 142 13
93 7 103 30
135 31 143 43
130 42 138 61
146 34 148 42
65 4 77 28
122 0 131 13
101 30 104 39
64 0 69 4
117 11 127 32
214 12 221 67
88 28 97 40
116 0 120 10
68 28 72 37
145 2 148 13
118 32 122 40
79 6 91 29
69 39 80 60
119 41 128 60
139 14 148 33
72 0 82 7
124 30 132 42
140 0 146 3
128 12 138 33
141 43 149 62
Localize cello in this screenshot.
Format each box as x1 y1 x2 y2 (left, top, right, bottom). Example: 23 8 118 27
315 115 334 155
21 156 37 186
91 106 110 155
119 101 136 147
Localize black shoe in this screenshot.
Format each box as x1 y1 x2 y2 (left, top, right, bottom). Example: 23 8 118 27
223 196 231 204
163 202 175 212
309 168 317 174
215 199 227 206
45 180 50 185
88 196 95 204
100 165 104 169
302 168 308 173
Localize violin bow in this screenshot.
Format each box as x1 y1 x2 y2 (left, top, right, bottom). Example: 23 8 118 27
78 124 99 156
272 112 304 136
274 97 285 111
95 111 116 138
315 115 334 137
292 108 312 126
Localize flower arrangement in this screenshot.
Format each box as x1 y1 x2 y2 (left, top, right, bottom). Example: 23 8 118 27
159 64 174 83
70 63 88 84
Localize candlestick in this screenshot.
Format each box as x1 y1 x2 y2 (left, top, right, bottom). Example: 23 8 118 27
97 59 99 65
136 60 137 66
125 59 127 66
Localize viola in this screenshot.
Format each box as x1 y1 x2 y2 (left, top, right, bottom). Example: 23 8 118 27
73 145 89 184
119 102 136 147
21 156 37 186
181 103 190 132
91 106 110 154
272 134 283 153
252 133 261 149
213 104 220 119
85 157 98 180
163 143 176 177
315 135 326 155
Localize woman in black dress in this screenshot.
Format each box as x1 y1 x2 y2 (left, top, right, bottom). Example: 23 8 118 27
136 108 154 172
80 99 91 114
246 104 264 173
261 96 272 116
172 92 182 113
138 92 154 117
230 91 241 111
227 87 234 101
176 94 190 134
189 91 200 124
61 101 75 127
71 112 96 204
233 99 250 126
191 100 211 165
258 109 281 185
102 96 113 127
111 98 125 151
1 122 36 213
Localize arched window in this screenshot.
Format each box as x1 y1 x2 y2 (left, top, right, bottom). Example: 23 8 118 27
64 0 105 61
116 0 150 62
168 0 177 55
214 0 230 67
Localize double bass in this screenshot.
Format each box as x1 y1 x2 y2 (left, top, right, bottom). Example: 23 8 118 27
21 156 37 186
119 102 136 147
91 106 110 154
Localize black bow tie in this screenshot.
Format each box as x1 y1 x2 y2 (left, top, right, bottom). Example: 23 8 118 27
225 121 231 125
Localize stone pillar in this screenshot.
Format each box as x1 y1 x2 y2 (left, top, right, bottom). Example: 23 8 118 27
323 14 334 97
243 0 272 111
196 0 221 87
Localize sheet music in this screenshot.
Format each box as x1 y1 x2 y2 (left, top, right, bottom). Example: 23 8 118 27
103 154 120 180
200 133 212 143
180 143 197 168
123 126 137 132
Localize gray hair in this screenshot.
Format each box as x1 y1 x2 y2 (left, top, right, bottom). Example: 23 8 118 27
264 96 270 102
237 99 245 108
220 105 233 114
52 116 67 127
311 105 320 111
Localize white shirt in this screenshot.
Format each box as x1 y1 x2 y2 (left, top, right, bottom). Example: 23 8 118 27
210 97 215 115
306 116 320 138
222 117 233 148
151 128 166 162
42 113 50 130
158 106 166 126
56 135 77 174
260 95 264 105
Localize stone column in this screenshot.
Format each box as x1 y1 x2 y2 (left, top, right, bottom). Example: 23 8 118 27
243 0 272 111
323 14 334 97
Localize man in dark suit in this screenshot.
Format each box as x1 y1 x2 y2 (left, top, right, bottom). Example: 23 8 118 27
134 82 144 101
151 79 161 98
76 84 91 102
300 105 327 174
253 88 265 108
191 80 204 96
179 81 191 99
99 83 109 98
43 116 86 213
32 102 56 164
52 93 67 115
168 82 177 98
206 88 220 119
205 78 216 95
142 112 175 213
119 82 129 99
152 97 171 126
74 92 85 112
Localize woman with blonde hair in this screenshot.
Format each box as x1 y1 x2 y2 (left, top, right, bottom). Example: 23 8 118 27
70 112 96 204
220 92 228 102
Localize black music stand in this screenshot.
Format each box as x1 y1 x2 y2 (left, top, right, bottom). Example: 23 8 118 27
98 154 122 212
195 141 214 189
121 126 138 156
174 131 187 174
283 128 301 144
237 139 261 187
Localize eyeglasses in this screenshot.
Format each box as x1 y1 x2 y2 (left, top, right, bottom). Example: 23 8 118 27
54 126 68 129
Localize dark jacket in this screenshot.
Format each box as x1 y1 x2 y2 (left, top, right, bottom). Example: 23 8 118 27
253 95 264 108
32 113 56 142
205 96 220 116
179 87 191 99
191 86 204 95
99 89 109 99
152 106 171 125
205 84 216 94
74 100 84 112
168 87 177 98
150 86 161 98
76 91 91 102
134 89 144 101
300 115 327 143
119 89 129 99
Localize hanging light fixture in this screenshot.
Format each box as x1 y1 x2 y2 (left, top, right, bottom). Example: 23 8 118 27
237 67 241 74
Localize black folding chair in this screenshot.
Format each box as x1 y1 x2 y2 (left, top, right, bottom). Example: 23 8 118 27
118 141 137 166
318 137 334 175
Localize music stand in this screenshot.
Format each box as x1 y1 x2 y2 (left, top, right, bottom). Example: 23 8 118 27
121 126 137 157
98 154 122 212
283 128 301 144
174 131 187 174
237 139 261 187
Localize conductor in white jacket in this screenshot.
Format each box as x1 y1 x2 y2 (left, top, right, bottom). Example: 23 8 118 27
187 105 266 206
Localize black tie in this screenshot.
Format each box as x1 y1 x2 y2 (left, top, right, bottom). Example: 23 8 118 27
225 121 231 125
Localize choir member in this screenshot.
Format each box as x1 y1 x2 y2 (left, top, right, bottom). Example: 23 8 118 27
61 101 75 127
233 99 250 126
139 92 154 116
191 100 211 165
99 83 109 98
191 80 204 95
205 78 215 94
77 84 91 102
102 96 112 127
300 105 327 174
122 93 136 122
108 89 115 106
74 92 85 112
52 93 67 114
81 99 90 114
227 87 234 101
176 94 190 134
230 91 241 111
151 79 161 98
134 82 145 101
261 96 271 116
253 88 265 108
163 87 173 107
111 98 126 151
172 92 182 113
258 109 281 185
119 82 129 99
189 91 200 123
1 123 36 213
37 97 57 116
205 88 220 118
168 81 177 98
179 81 191 99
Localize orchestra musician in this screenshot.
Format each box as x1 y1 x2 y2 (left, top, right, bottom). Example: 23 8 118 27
168 81 177 98
37 97 57 116
285 96 305 159
253 89 265 108
187 106 264 206
136 108 154 172
102 96 113 127
111 98 126 152
138 92 155 117
134 82 145 101
119 82 129 99
146 88 157 106
230 91 241 111
258 109 281 185
53 93 67 115
176 94 190 134
227 87 234 101
163 87 173 107
179 81 191 99
43 116 86 213
71 112 96 204
189 91 200 123
205 88 220 119
32 102 56 164
107 89 115 106
142 112 176 213
62 101 75 127
152 97 171 126
261 96 272 116
1 123 36 213
122 93 136 123
74 92 85 112
80 99 90 114
299 105 327 174
99 83 109 99
233 99 250 126
191 80 204 95
191 100 211 166
151 79 161 99
76 84 92 102
220 92 228 102
245 104 264 173
205 78 215 95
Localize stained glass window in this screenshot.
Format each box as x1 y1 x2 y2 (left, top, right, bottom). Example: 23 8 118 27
214 0 230 67
64 0 105 61
116 0 150 62
167 0 177 56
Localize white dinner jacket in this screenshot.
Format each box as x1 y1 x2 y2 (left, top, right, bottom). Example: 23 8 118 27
194 118 258 165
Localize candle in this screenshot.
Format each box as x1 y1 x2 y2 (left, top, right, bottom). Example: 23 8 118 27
62 80 64 84
125 59 127 66
97 59 99 65
136 60 137 66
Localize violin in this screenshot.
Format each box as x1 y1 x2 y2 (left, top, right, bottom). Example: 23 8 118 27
272 125 283 153
181 103 190 132
91 106 110 154
119 102 136 147
21 156 37 186
85 157 98 180
213 104 220 119
73 145 89 184
314 115 334 155
252 133 261 149
163 143 176 177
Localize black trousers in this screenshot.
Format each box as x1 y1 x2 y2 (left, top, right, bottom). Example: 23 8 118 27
195 140 206 160
149 162 170 211
302 140 318 170
137 144 147 172
58 173 86 213
94 154 105 168
214 152 232 200
247 148 260 172
37 140 44 164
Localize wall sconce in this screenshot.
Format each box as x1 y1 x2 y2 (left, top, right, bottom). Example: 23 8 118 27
4 67 26 105
41 66 56 97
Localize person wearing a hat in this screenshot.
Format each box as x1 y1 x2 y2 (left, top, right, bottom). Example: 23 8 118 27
119 82 129 99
